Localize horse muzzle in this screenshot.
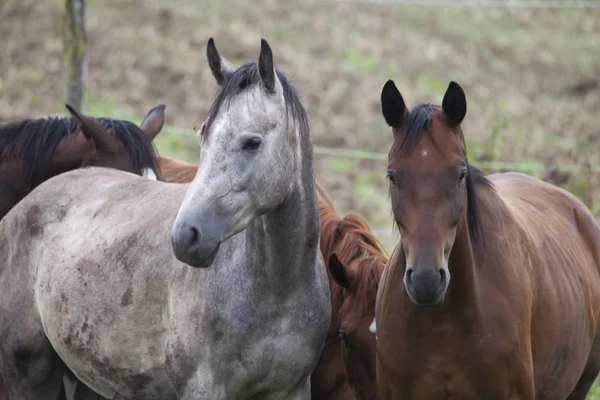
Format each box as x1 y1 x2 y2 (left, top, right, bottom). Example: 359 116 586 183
404 265 449 306
171 218 225 268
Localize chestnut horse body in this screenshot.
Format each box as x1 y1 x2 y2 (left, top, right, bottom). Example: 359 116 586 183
157 155 384 400
376 80 600 399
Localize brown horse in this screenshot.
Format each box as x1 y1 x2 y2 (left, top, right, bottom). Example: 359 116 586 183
319 201 386 400
375 79 600 399
0 104 165 221
156 155 384 400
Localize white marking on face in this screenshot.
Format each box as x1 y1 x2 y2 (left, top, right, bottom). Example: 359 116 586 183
142 168 157 181
421 149 429 157
369 318 377 338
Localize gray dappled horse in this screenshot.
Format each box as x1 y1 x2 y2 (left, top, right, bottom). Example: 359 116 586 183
0 38 331 399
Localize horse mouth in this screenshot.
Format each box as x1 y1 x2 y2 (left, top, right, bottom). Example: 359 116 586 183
405 288 446 307
188 241 221 268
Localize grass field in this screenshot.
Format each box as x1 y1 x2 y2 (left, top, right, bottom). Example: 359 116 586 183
1 0 600 395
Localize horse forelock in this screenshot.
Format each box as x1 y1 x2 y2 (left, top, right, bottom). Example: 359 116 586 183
204 62 309 145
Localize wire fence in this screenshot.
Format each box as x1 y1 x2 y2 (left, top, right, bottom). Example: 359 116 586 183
331 0 600 8
160 123 600 175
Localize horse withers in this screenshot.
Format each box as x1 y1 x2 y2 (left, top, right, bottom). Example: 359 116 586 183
0 38 330 400
375 80 600 399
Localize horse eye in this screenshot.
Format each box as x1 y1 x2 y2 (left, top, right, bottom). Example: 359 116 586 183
458 169 467 183
386 170 397 185
242 137 262 151
341 331 353 348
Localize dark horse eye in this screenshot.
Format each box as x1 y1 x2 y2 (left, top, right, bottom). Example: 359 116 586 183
458 169 468 183
386 170 397 185
242 137 262 151
341 331 353 348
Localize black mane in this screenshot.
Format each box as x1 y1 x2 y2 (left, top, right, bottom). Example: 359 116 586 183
0 116 159 188
391 103 493 243
205 62 309 142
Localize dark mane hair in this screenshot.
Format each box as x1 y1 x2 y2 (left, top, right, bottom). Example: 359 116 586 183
389 103 493 243
205 62 309 143
0 116 160 188
320 199 387 318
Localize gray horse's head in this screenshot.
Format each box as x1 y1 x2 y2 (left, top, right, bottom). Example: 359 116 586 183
171 38 306 268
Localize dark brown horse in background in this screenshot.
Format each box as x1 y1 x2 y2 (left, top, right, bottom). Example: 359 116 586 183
155 155 384 400
376 79 600 399
0 104 165 221
0 105 165 400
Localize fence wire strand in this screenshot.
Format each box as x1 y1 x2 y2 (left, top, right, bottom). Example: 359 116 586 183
159 124 600 174
331 0 600 8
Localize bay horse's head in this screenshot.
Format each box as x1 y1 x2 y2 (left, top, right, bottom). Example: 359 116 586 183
381 80 485 306
0 105 164 221
320 206 385 400
171 38 307 268
63 104 165 179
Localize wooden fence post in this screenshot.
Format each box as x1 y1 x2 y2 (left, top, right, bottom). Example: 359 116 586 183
63 0 87 112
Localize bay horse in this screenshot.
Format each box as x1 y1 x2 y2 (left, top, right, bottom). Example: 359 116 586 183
0 104 165 220
155 155 384 400
0 38 331 399
375 79 600 399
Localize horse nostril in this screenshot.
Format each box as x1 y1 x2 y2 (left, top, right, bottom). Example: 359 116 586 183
439 269 447 284
405 269 413 285
189 226 199 246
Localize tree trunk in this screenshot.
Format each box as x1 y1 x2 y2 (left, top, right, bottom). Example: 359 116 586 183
63 0 87 112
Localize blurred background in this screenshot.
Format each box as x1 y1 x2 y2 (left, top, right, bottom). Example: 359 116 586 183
1 0 599 392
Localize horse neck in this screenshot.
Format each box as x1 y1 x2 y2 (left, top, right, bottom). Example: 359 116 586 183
248 132 320 287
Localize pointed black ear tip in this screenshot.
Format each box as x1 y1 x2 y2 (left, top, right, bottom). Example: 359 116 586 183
260 39 273 57
65 104 82 121
206 38 218 58
384 79 396 88
381 79 400 97
150 104 166 114
446 81 466 100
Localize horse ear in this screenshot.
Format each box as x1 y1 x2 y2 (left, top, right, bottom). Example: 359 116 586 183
381 79 407 130
328 253 351 289
258 38 275 94
206 37 235 85
65 104 118 153
442 81 467 125
50 131 89 169
140 104 166 141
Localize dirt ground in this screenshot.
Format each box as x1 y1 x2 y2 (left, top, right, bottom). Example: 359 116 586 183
1 0 599 252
